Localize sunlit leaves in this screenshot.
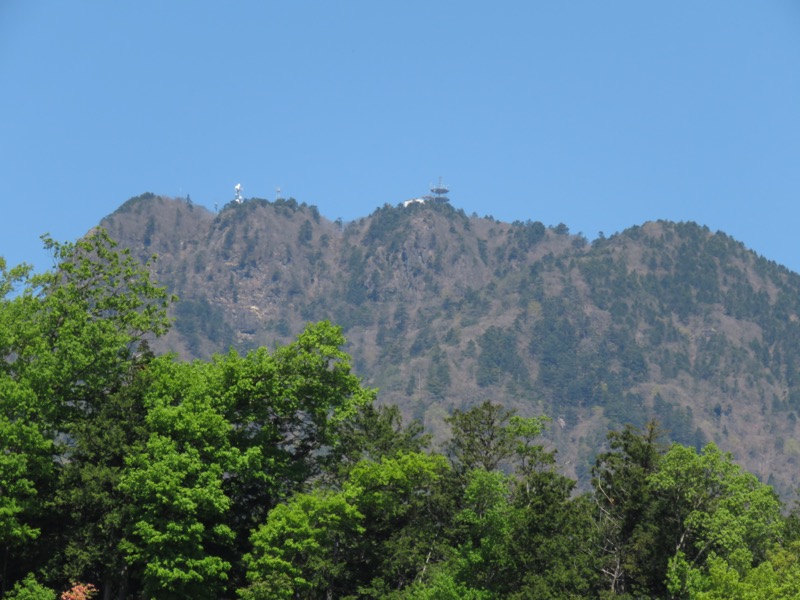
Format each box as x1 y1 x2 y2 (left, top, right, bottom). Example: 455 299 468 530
651 443 784 596
119 435 234 599
241 491 364 600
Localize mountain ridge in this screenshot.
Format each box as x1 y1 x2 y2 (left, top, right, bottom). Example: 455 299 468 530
99 193 800 498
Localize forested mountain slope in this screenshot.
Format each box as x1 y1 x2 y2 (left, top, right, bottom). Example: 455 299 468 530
100 193 800 497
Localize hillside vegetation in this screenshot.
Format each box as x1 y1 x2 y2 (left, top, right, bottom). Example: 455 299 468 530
101 193 800 498
3 234 800 598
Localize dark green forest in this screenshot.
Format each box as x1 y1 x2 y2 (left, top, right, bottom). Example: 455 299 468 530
3 231 800 599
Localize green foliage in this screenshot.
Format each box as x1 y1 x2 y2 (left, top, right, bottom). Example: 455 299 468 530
327 403 430 479
446 402 517 473
119 434 234 599
441 404 594 598
0 234 385 597
510 220 546 248
9 220 800 598
476 326 527 387
592 422 785 599
346 452 453 593
173 297 236 357
243 452 451 598
451 468 515 590
446 402 552 476
592 421 669 596
3 573 56 600
426 346 451 399
0 230 173 596
111 320 373 598
682 542 800 599
653 442 784 597
53 353 153 588
347 452 449 522
0 379 50 549
32 230 171 403
241 490 364 599
392 565 491 599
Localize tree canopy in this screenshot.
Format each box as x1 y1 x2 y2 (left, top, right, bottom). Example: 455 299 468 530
1 231 799 599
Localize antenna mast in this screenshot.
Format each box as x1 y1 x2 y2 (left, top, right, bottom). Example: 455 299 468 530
429 176 450 203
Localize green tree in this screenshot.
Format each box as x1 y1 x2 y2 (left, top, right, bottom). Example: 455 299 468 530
392 565 491 600
505 463 597 598
346 452 452 595
0 231 172 595
325 403 430 481
119 435 234 599
591 421 668 597
0 378 52 578
115 321 374 597
683 541 800 599
216 321 375 548
417 403 594 598
445 402 516 474
117 357 239 599
3 573 56 600
450 468 515 592
446 419 594 598
241 452 451 599
240 490 364 600
22 231 171 419
53 353 154 595
651 443 784 597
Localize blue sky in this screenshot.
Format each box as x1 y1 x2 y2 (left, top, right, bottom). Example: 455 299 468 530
2 2 799 275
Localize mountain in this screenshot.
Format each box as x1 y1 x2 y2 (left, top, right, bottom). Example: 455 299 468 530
99 193 800 497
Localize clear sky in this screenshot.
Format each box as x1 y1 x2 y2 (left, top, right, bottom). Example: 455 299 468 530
2 2 799 275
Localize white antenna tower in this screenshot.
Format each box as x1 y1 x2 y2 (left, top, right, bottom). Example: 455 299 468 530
234 183 243 204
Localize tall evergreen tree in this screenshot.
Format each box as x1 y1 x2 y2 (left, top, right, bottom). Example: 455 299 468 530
591 420 669 597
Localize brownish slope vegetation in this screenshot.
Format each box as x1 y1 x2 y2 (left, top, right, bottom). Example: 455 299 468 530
100 193 800 498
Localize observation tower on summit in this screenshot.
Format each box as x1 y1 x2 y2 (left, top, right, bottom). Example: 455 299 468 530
429 177 450 203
